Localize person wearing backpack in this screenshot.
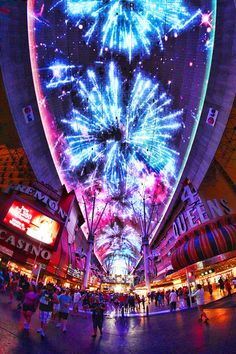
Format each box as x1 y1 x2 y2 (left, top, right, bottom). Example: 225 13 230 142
37 284 59 338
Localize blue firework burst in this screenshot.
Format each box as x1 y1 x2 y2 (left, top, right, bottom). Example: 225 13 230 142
62 0 201 60
58 61 182 195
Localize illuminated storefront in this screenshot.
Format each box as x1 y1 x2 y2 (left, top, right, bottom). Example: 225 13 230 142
100 275 134 293
170 183 236 273
0 181 85 284
135 180 236 291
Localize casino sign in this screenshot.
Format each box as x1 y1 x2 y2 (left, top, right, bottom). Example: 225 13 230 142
0 227 52 261
0 181 83 278
171 183 236 270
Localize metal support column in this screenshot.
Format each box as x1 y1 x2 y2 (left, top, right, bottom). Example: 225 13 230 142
82 234 94 290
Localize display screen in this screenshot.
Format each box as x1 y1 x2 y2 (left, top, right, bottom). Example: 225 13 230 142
28 1 216 274
3 200 60 246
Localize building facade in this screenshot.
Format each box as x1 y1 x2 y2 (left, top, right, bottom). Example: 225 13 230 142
0 181 88 287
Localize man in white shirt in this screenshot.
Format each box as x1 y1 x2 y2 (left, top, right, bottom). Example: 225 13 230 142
191 284 209 322
169 289 177 312
73 289 81 314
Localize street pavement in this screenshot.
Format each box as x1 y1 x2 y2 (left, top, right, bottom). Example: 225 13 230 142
0 293 236 354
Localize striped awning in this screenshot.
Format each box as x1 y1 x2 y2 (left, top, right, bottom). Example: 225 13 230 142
171 214 236 270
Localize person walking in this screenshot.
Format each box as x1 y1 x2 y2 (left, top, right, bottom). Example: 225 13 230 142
56 288 72 333
178 288 185 309
22 283 39 330
141 295 145 310
154 292 158 307
157 292 163 308
52 288 61 321
169 289 177 312
90 295 106 337
218 277 225 294
165 290 170 306
73 289 81 315
37 284 59 338
225 279 232 297
191 284 209 322
207 282 213 297
128 293 135 312
81 292 89 317
183 287 191 308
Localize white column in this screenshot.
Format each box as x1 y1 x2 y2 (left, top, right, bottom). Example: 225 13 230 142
186 269 193 308
82 235 94 290
35 264 42 285
143 237 151 291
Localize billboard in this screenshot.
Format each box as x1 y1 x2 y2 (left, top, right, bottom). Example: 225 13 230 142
3 200 60 247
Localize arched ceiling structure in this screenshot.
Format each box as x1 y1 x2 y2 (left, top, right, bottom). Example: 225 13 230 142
1 1 236 275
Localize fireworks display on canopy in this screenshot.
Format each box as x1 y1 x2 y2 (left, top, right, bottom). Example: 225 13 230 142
28 0 216 274
63 0 202 61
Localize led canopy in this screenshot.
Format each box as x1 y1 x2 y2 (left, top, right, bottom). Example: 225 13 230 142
28 0 216 274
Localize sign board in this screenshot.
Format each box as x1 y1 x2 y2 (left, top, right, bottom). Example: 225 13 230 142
3 200 60 247
173 182 233 238
67 265 83 279
206 107 218 126
0 227 52 261
22 105 35 123
9 184 67 221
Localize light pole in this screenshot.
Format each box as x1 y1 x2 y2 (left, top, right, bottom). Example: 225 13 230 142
142 235 150 291
82 232 94 290
35 263 42 285
82 195 107 290
132 197 159 292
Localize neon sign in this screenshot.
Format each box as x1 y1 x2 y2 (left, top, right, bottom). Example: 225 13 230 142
3 200 60 247
173 184 234 238
0 228 52 260
9 184 67 221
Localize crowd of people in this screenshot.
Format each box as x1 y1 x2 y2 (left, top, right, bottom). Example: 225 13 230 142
217 276 236 296
146 287 192 310
0 265 236 338
0 267 123 338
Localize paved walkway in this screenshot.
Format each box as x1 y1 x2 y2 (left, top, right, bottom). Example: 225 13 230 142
0 293 236 354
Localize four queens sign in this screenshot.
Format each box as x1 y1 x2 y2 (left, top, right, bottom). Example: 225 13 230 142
173 183 233 238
